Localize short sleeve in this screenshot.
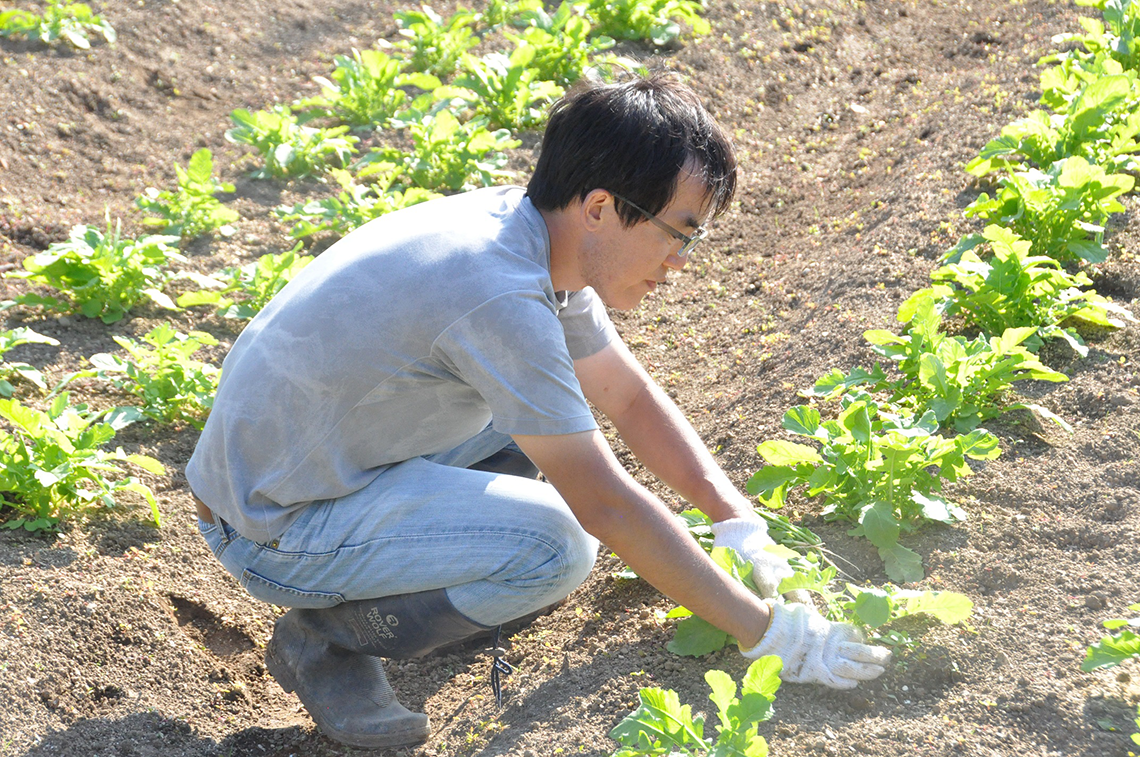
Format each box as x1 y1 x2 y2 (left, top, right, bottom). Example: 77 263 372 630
433 291 599 437
558 287 618 360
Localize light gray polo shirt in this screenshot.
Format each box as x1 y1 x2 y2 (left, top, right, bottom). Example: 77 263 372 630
186 186 616 544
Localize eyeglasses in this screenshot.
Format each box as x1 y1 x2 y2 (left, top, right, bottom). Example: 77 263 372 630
611 192 708 259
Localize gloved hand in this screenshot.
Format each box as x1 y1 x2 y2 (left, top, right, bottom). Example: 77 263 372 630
740 599 892 689
711 517 794 599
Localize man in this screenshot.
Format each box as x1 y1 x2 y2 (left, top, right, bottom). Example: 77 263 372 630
187 73 890 749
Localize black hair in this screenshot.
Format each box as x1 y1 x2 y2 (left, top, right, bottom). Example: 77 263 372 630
526 72 737 227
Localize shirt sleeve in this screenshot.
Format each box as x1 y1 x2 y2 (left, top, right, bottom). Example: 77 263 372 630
558 287 618 360
432 290 599 437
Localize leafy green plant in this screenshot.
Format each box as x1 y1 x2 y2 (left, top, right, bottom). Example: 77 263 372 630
225 105 358 179
918 226 1136 356
0 0 115 49
387 5 479 78
297 48 441 129
966 73 1140 176
578 0 710 46
136 149 240 240
359 108 519 191
477 0 545 30
0 328 59 397
0 393 164 532
810 296 1071 433
176 247 314 320
965 155 1134 264
746 400 1000 583
504 2 618 86
609 656 781 757
65 324 220 430
665 545 973 656
1082 603 1140 671
437 44 565 130
275 168 441 239
1047 0 1140 74
776 556 974 644
6 218 183 324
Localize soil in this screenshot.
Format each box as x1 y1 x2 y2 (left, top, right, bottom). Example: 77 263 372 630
1 0 1139 756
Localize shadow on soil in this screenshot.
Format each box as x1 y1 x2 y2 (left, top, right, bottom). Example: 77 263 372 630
19 712 309 757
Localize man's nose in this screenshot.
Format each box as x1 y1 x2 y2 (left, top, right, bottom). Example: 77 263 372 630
663 251 688 270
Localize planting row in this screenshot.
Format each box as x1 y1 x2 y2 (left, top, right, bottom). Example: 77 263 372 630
0 0 713 532
608 0 1140 753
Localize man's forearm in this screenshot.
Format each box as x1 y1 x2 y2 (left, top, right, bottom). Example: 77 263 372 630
514 429 770 646
609 380 754 523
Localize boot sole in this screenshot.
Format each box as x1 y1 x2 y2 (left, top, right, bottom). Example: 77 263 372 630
266 638 430 748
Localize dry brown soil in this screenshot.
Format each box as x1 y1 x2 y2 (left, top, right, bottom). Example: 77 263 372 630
1 0 1139 755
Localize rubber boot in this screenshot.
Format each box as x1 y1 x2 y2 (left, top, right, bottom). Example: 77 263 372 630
264 589 493 748
265 610 429 747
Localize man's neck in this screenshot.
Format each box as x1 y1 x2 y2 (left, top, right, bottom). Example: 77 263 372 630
538 206 587 293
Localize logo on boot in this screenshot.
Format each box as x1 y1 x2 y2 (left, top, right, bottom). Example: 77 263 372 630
362 606 398 646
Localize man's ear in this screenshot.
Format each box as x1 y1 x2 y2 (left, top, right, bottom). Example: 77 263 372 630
581 188 612 232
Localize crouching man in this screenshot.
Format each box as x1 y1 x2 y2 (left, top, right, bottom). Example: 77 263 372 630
186 73 889 748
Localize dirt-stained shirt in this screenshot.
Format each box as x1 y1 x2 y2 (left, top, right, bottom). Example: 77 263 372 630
186 186 616 544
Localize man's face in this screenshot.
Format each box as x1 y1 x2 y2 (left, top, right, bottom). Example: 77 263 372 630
584 170 713 311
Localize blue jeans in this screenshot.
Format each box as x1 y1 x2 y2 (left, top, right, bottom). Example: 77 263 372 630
198 427 599 627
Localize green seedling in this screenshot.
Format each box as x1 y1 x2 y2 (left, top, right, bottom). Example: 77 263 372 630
6 217 182 324
0 328 59 397
0 0 115 49
0 393 164 532
60 324 220 430
136 149 239 240
504 2 618 87
967 73 1140 176
176 247 313 320
1045 0 1140 75
746 400 1000 583
609 656 781 757
1082 603 1140 671
920 225 1135 356
276 168 441 240
386 4 479 78
477 0 545 30
578 0 710 46
436 44 566 130
360 107 519 191
965 155 1134 265
225 105 358 179
666 546 973 656
810 295 1071 433
297 48 441 129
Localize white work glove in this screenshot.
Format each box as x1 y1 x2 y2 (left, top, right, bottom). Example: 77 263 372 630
711 517 794 599
741 599 892 690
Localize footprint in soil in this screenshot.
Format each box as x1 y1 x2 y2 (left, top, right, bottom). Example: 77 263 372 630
167 594 255 657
